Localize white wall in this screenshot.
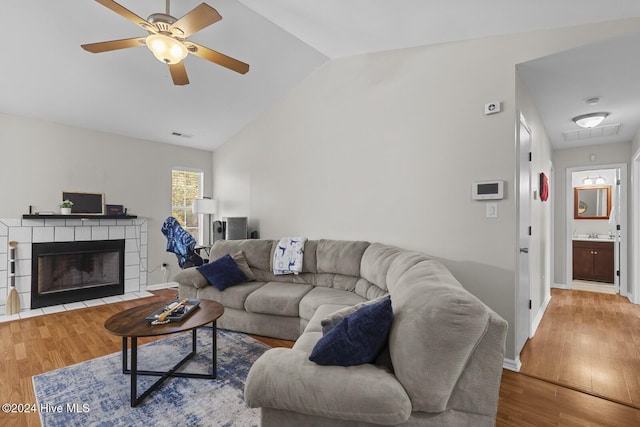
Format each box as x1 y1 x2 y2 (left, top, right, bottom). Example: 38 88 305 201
212 19 640 361
552 143 631 286
633 127 640 155
0 113 213 285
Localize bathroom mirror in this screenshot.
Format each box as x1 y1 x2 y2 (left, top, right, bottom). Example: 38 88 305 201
574 185 611 219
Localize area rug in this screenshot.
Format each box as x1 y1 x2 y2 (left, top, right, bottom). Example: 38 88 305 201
32 329 270 427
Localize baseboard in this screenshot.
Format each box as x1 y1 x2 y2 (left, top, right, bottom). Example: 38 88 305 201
552 283 569 289
146 282 179 291
503 357 521 372
530 293 551 338
627 292 636 304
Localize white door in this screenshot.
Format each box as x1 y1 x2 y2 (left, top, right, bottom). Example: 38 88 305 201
516 115 532 356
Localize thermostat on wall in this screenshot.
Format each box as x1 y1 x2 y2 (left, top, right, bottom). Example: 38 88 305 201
472 180 504 200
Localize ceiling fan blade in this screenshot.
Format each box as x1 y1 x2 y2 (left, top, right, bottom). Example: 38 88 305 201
81 37 144 53
94 0 150 29
187 42 249 74
171 3 222 38
169 62 190 85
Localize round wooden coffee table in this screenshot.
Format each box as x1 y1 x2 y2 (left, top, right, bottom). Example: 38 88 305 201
104 298 224 407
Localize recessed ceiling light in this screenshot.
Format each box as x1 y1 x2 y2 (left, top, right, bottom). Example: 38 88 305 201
572 112 609 128
584 97 600 105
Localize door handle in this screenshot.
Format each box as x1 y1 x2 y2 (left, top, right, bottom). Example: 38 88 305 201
520 248 529 254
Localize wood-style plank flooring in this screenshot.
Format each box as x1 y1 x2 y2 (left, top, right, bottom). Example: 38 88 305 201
519 288 640 409
1 289 639 426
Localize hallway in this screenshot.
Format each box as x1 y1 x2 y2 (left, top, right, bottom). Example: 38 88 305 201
519 288 640 408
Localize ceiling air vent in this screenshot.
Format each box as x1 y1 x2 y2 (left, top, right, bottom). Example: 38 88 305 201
562 123 620 142
171 131 193 138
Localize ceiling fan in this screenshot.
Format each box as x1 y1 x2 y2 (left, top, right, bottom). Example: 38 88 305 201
81 0 249 85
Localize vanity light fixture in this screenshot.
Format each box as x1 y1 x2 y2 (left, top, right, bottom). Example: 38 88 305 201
582 176 594 185
581 175 606 185
572 112 609 129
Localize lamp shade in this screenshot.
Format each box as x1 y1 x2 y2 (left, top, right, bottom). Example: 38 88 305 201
192 198 217 214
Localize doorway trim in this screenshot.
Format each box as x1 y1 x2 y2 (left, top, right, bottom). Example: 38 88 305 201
565 163 627 295
630 148 640 304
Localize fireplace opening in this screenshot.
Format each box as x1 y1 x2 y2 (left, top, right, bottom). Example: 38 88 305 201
31 240 125 309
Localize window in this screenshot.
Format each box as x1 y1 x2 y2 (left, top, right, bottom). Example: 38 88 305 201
171 168 203 242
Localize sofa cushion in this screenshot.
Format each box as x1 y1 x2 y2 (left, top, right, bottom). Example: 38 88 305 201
196 254 247 291
306 304 351 335
210 239 274 271
244 282 314 317
245 348 411 425
316 240 369 277
196 281 265 311
309 297 393 366
299 287 366 321
173 267 209 289
360 243 404 291
231 250 256 281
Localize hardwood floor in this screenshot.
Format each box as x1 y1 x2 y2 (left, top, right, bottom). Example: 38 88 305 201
1 288 639 426
519 288 640 409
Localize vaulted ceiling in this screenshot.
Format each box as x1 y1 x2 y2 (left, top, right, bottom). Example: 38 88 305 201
2 1 640 151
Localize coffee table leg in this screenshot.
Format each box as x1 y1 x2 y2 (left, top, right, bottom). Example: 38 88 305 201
131 336 138 407
212 322 217 379
122 337 128 373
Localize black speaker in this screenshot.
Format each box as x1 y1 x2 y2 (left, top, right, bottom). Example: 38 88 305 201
212 220 225 242
224 217 248 240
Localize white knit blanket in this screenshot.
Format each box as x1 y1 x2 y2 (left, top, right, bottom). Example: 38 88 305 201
273 237 307 275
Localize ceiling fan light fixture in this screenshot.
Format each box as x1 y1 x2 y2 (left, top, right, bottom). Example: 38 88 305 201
572 112 609 129
146 34 188 64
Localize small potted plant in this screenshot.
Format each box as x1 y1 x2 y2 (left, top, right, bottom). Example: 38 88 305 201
60 199 73 215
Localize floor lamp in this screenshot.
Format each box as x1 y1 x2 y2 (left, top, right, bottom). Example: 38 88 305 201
192 198 217 246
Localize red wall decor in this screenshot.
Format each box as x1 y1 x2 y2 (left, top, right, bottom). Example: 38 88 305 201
539 172 549 202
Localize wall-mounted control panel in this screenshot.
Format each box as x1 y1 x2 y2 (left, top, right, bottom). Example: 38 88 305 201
472 180 504 200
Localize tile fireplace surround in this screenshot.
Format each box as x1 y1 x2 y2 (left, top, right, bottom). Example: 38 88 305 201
0 217 148 315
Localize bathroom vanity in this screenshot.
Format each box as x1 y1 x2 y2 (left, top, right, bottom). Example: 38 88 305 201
572 239 615 283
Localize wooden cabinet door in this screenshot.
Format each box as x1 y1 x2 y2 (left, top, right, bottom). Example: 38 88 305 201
592 243 615 283
573 244 594 280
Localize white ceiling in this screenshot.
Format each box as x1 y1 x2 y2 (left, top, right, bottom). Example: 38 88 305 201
518 32 640 150
2 0 640 152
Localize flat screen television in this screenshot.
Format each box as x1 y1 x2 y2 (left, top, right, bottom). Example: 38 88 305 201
62 191 105 215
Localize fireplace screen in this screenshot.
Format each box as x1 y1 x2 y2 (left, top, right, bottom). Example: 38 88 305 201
37 251 120 294
31 239 125 308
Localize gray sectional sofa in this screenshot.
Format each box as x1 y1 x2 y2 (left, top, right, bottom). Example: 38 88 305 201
175 238 508 426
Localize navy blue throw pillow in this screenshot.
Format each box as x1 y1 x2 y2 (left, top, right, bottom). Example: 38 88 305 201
309 297 393 366
196 254 248 291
